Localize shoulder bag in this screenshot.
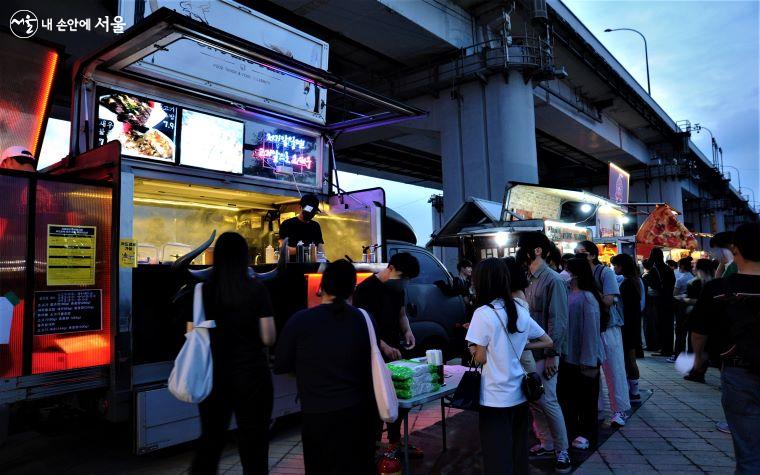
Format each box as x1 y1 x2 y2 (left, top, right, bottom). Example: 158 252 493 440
168 283 216 404
450 356 482 411
358 308 399 423
491 305 544 402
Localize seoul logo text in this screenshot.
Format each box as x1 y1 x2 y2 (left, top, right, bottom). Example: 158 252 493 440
10 10 38 38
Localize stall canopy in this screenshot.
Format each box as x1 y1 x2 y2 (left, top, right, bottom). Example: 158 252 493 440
501 182 627 222
72 7 426 147
427 197 505 247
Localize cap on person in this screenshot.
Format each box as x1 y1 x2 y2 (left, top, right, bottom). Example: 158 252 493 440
0 145 36 171
300 194 321 215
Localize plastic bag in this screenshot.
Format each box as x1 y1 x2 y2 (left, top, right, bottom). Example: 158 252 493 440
394 381 441 400
387 360 436 381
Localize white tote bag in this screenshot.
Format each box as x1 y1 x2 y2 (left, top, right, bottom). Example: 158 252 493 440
359 308 398 423
168 283 216 403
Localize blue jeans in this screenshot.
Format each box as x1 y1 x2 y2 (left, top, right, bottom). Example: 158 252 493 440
721 366 760 474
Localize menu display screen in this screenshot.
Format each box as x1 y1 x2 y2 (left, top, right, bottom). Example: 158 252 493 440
243 124 321 187
97 91 177 162
179 110 244 174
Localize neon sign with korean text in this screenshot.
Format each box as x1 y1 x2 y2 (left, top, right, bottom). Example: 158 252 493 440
253 132 314 172
243 125 321 188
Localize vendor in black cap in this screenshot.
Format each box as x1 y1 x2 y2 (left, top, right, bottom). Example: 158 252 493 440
278 193 324 256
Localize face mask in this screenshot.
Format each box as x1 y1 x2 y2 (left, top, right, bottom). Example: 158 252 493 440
303 210 316 221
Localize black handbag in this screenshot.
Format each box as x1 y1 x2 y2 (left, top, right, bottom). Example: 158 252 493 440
491 305 545 402
451 357 481 411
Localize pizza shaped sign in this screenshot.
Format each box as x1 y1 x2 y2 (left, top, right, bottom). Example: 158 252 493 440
636 205 699 250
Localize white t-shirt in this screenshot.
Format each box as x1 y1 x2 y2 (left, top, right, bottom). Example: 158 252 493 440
465 299 546 408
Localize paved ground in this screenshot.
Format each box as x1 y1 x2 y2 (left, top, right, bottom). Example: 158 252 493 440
0 354 735 474
576 355 734 474
263 354 735 474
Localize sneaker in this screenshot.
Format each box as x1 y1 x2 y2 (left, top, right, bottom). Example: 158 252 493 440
610 412 627 427
555 450 572 473
572 436 590 450
629 392 641 401
716 421 731 434
666 355 677 363
529 444 554 457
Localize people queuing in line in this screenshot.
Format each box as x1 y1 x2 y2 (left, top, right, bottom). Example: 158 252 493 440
516 233 572 473
640 259 657 350
574 241 631 428
189 232 277 475
672 257 695 359
610 253 643 402
466 258 554 475
643 248 676 358
557 257 605 451
275 259 378 474
352 253 421 457
682 258 716 383
687 223 760 473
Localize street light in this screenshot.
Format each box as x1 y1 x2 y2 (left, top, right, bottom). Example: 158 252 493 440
723 165 742 191
693 124 718 168
604 27 651 95
738 186 756 211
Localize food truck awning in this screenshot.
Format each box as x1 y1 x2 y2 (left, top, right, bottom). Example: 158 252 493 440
73 8 426 134
502 182 627 222
427 197 506 247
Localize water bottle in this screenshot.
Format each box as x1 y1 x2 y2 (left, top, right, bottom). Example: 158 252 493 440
265 245 275 264
308 243 317 263
296 241 305 263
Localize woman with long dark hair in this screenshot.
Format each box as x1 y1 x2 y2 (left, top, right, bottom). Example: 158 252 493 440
466 258 553 474
558 258 605 450
611 253 643 401
275 260 377 474
189 232 276 475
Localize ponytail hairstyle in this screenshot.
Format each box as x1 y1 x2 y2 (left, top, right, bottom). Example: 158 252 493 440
320 259 357 319
473 258 520 333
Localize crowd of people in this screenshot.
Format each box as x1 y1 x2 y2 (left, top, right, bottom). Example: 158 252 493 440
183 221 760 475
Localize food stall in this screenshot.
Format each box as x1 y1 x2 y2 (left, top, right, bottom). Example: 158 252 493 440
429 183 627 264
4 7 424 453
635 204 700 262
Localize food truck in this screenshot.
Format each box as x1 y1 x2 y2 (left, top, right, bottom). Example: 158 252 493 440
0 7 438 452
429 183 628 263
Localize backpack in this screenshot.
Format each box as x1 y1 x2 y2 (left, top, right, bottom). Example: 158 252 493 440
723 277 760 370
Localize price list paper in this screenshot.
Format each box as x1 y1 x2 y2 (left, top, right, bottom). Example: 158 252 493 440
34 289 102 335
47 225 97 286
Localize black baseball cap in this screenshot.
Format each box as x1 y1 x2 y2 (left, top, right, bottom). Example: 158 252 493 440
300 194 321 214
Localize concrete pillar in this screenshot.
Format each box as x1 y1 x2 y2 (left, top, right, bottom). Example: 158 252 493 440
652 178 684 223
439 71 539 221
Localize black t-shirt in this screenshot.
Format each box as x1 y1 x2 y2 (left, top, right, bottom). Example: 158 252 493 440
274 303 374 413
352 275 405 347
686 278 703 300
279 216 324 246
188 279 274 372
688 274 760 362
